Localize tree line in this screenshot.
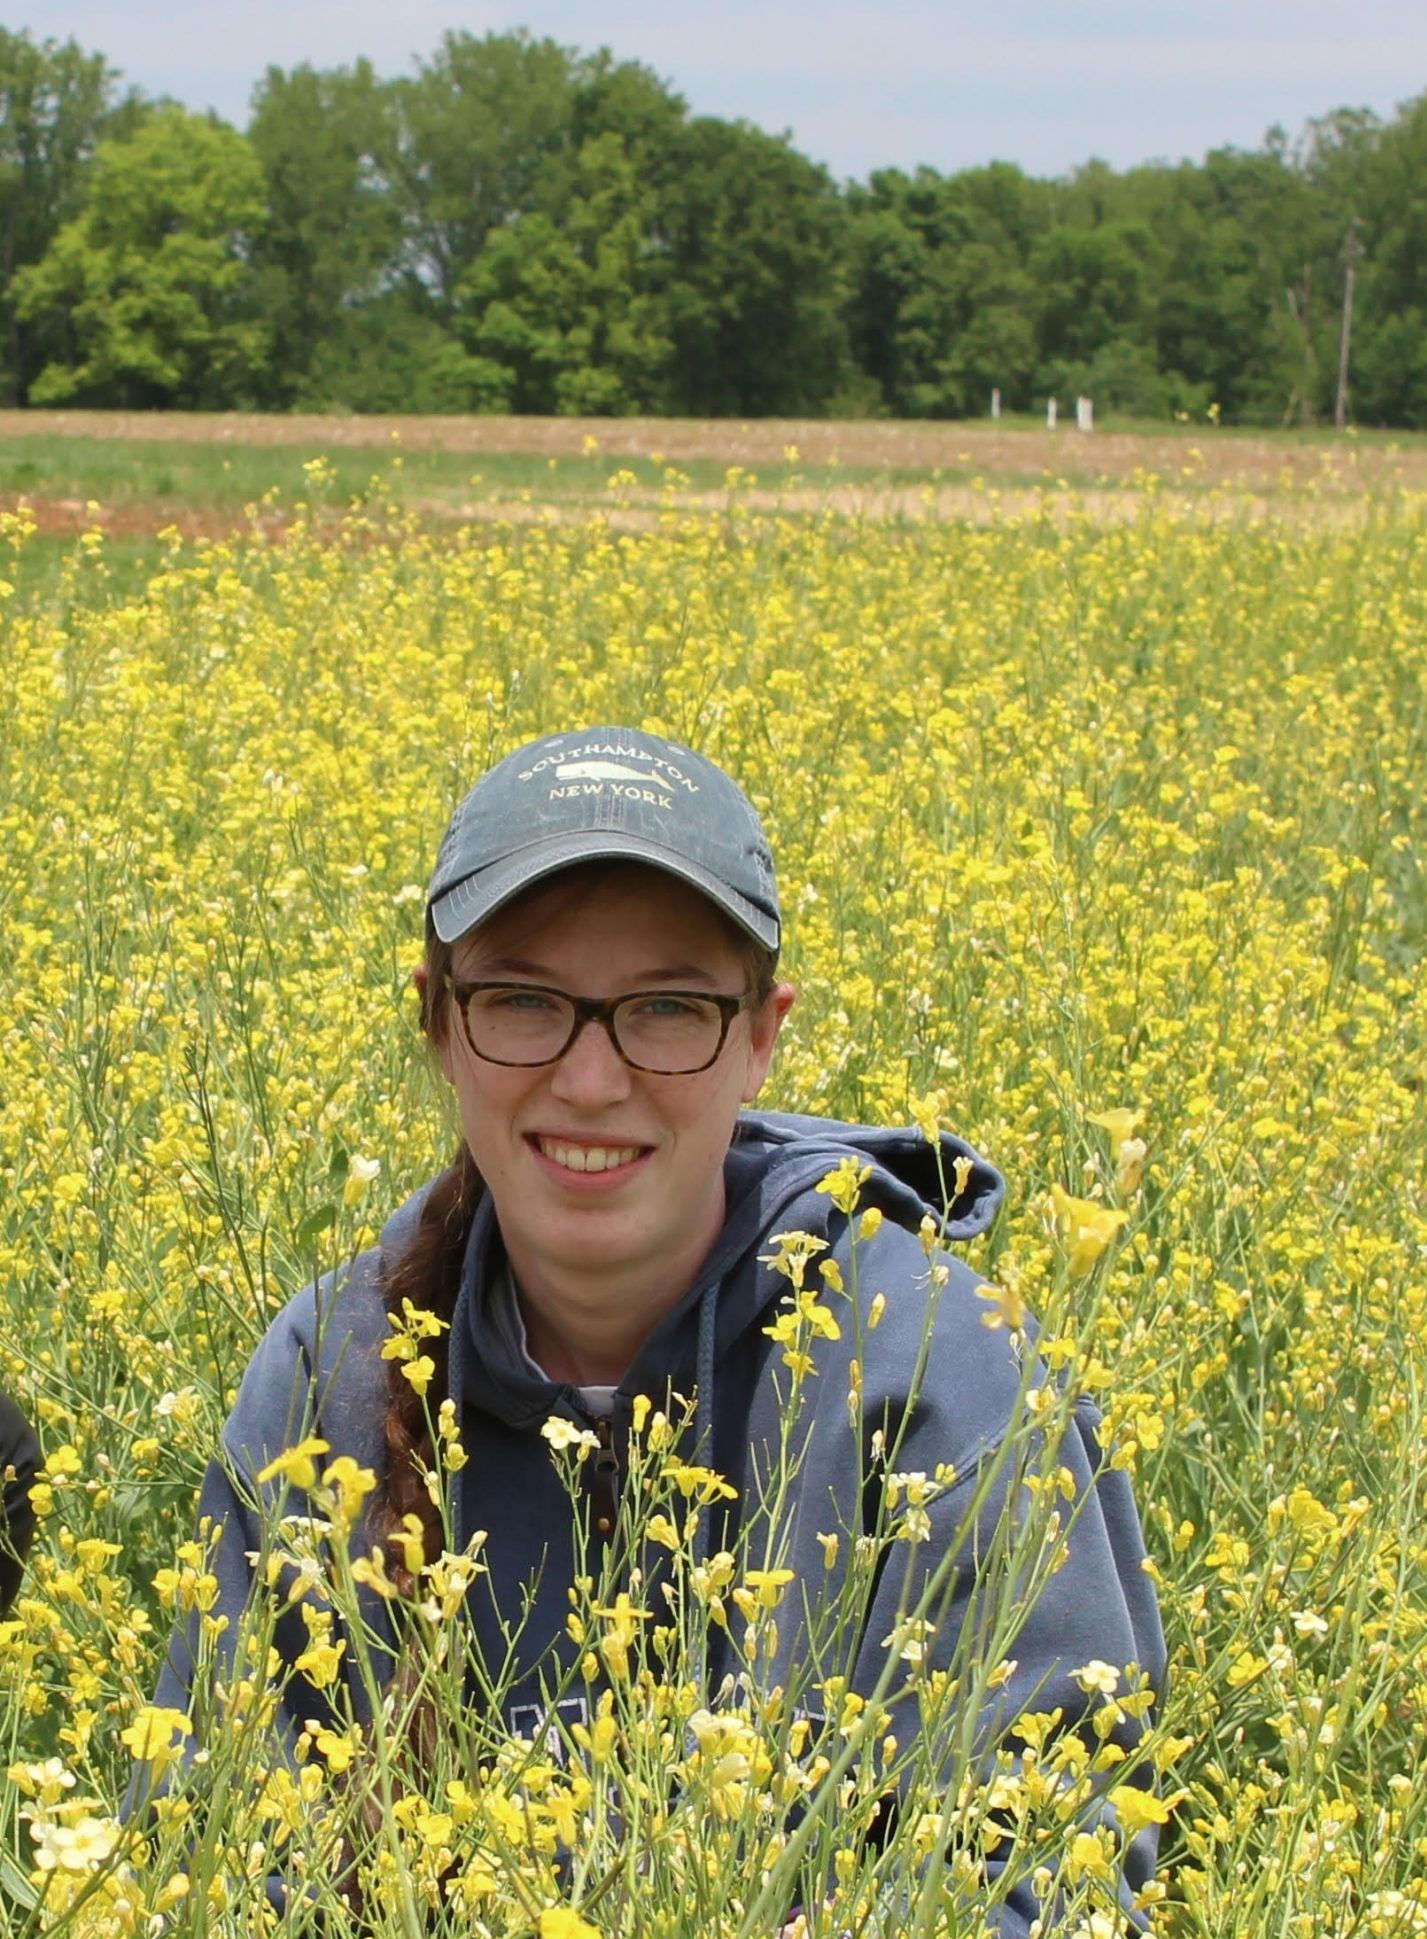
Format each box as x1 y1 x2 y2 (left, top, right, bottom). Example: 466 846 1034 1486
3 26 1425 425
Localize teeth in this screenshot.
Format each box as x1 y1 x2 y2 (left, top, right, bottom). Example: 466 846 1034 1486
538 1139 642 1173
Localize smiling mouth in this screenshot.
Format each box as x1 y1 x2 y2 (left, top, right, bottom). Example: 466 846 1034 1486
533 1136 648 1174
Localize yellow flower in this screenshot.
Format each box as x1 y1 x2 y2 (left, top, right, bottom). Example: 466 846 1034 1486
395 1298 449 1341
742 1567 795 1609
311 1723 362 1772
393 1512 426 1579
343 1152 381 1205
10 432 1427 1927
977 1280 1029 1331
593 1593 649 1682
815 1156 872 1213
1065 1828 1115 1884
119 1704 193 1766
1087 1107 1145 1157
539 1910 601 1939
400 1353 436 1396
1071 1659 1121 1696
1049 1185 1130 1275
1115 1137 1148 1195
30 1812 121 1874
660 1460 736 1503
256 1437 331 1491
759 1228 829 1289
7 1758 76 1805
320 1455 377 1532
1109 1783 1182 1837
541 1417 600 1458
294 1637 346 1688
1226 1650 1270 1689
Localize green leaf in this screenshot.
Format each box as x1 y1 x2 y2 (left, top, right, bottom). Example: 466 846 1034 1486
296 1203 336 1250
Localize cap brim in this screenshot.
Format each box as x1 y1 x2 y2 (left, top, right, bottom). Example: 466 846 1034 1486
429 832 780 952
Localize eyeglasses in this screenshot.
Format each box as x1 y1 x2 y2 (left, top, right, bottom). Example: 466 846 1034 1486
444 979 753 1074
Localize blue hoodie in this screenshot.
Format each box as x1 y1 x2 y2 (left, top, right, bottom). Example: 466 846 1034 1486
149 1109 1165 1931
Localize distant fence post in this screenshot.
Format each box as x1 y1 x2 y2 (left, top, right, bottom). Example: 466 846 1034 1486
1047 398 1058 430
1076 395 1094 432
991 388 1002 420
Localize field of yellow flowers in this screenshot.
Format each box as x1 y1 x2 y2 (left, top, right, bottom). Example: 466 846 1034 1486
1 473 1425 1937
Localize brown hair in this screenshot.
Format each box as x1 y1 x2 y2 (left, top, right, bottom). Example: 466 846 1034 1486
371 919 477 1591
369 864 778 1589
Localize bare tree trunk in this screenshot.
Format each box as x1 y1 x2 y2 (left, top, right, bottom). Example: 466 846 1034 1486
1334 220 1362 430
1282 265 1318 427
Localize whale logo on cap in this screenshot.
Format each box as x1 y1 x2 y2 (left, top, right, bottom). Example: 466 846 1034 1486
555 760 653 782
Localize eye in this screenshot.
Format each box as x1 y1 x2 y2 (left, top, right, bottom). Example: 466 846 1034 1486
480 986 563 1015
627 994 708 1020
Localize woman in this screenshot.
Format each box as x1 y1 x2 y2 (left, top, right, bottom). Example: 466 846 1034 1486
150 726 1165 1931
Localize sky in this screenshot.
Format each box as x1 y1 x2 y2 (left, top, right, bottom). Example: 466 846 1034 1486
23 0 1427 182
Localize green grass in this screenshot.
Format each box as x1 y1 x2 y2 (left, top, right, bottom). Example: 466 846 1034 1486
0 437 823 513
3 533 165 618
0 437 622 508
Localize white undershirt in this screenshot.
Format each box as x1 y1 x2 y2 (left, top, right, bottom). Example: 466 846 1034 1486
492 1260 618 1420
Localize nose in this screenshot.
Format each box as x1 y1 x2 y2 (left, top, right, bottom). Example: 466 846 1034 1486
548 1016 634 1108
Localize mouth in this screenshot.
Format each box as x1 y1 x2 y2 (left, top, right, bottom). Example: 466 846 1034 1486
529 1134 651 1176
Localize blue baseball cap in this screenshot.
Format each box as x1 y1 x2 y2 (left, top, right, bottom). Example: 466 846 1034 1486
426 727 781 952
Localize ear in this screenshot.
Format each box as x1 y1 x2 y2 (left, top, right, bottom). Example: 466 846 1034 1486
740 981 796 1105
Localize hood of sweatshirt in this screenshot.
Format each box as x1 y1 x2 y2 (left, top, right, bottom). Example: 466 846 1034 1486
440 1107 1004 1437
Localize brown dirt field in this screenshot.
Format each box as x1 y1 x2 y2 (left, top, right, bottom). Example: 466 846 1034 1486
10 479 1412 548
4 408 1425 495
13 485 1406 551
14 497 287 543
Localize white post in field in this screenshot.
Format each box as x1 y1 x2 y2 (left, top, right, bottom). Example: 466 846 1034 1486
991 387 1002 419
1076 395 1094 432
1047 397 1058 430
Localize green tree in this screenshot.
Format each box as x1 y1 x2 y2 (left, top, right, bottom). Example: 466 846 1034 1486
392 30 582 308
1343 93 1427 426
570 45 687 160
302 292 507 414
246 60 401 407
657 116 850 416
845 167 1040 416
1099 149 1320 421
1031 219 1154 391
844 179 930 410
953 160 1054 258
16 106 269 408
458 132 670 413
0 28 140 404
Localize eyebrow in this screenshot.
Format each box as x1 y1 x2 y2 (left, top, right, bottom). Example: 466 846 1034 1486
464 955 723 986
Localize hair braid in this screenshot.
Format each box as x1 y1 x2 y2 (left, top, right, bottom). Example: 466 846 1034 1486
370 1139 480 1594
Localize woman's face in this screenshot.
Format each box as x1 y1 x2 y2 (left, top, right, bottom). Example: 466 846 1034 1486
434 865 793 1305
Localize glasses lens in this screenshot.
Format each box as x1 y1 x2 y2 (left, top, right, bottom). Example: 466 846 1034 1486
464 987 576 1065
613 993 728 1073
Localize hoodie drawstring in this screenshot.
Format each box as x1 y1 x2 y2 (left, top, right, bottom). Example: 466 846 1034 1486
694 1284 717 1573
